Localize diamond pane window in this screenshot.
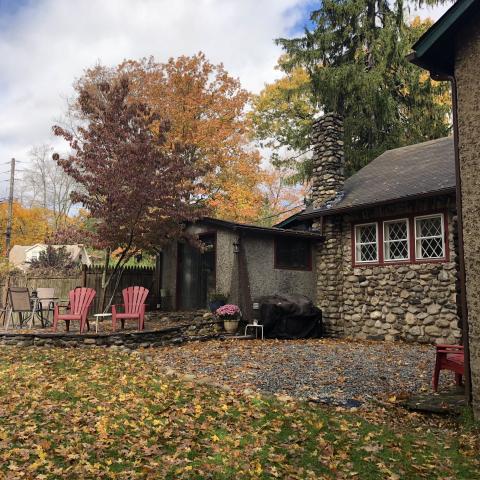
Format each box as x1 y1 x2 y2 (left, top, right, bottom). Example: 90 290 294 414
384 220 409 261
415 215 445 259
355 223 378 263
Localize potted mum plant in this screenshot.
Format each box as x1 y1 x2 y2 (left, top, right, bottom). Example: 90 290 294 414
216 304 241 333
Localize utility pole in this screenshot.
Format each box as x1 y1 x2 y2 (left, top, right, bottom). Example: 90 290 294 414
5 158 15 257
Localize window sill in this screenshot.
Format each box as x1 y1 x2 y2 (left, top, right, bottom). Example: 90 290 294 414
353 258 448 267
274 265 312 272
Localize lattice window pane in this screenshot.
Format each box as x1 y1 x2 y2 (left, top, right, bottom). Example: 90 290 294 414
384 221 407 241
415 215 445 259
385 240 409 260
359 224 377 244
419 237 444 258
355 223 378 262
384 220 409 260
418 217 442 238
359 243 377 262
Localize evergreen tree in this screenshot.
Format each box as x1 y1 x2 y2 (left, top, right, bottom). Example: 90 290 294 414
267 0 452 175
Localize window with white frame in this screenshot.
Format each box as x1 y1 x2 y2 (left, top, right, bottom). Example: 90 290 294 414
384 219 409 261
355 223 378 263
415 214 445 259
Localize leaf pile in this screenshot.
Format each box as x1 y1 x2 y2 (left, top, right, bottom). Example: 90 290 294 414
0 347 478 479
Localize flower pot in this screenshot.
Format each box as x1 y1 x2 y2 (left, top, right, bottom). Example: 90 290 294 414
223 318 239 334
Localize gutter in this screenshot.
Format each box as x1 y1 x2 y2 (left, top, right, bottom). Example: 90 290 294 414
199 217 324 240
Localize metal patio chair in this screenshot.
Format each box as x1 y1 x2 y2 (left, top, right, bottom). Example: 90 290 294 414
4 287 40 330
36 287 56 326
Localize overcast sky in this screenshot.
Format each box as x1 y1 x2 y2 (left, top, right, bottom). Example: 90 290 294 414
0 0 451 197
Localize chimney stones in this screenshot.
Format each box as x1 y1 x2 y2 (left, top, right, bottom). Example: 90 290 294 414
310 113 345 209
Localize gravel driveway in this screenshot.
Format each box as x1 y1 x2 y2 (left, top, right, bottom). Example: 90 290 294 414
150 338 451 407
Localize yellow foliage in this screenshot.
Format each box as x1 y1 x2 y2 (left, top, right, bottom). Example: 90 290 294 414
0 202 51 252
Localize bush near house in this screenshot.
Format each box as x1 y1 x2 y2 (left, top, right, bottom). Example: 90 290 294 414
29 245 79 275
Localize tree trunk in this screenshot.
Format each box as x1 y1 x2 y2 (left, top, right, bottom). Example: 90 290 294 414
100 248 110 312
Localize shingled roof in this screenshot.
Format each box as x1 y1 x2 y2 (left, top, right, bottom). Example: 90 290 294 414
297 136 456 220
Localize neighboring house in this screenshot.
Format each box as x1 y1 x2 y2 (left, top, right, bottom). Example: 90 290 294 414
278 113 461 345
9 244 92 270
408 0 480 417
159 218 322 313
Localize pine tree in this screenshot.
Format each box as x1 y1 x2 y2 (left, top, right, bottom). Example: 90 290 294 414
270 0 452 175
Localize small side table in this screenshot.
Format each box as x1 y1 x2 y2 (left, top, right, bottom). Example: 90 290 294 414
245 323 264 340
93 313 112 333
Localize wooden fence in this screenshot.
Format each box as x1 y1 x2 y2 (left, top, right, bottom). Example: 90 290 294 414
1 265 159 313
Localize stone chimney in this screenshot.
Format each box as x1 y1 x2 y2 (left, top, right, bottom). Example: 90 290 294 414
310 113 345 209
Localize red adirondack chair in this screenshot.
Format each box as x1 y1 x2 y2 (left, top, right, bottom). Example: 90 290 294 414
112 286 149 331
432 344 465 392
53 288 96 334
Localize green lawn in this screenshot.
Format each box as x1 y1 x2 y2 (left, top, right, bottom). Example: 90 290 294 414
0 347 478 479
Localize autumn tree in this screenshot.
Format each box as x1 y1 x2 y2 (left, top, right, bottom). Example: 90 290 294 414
72 53 264 222
0 202 51 251
253 3 453 178
53 75 206 298
250 59 315 155
256 167 307 227
20 144 77 230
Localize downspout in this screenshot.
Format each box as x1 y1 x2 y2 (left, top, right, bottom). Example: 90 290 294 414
237 231 253 322
447 73 472 405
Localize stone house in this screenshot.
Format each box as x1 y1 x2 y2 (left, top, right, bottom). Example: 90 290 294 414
163 113 461 346
159 218 322 313
279 114 461 344
408 0 480 416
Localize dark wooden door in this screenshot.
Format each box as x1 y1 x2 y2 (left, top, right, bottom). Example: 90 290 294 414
177 234 216 310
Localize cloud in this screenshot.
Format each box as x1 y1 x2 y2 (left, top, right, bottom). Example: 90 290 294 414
0 0 451 197
0 0 308 193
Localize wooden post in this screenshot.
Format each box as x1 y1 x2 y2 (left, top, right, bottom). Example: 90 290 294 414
5 158 15 257
82 264 87 287
152 252 162 309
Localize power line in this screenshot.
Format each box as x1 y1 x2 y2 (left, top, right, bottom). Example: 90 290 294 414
256 203 304 223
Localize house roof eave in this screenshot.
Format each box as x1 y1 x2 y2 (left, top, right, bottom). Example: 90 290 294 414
408 0 478 76
198 217 324 241
297 187 456 220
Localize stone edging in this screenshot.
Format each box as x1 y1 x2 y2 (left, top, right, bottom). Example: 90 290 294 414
0 319 227 349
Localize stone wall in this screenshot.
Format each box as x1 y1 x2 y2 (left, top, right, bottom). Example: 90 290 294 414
311 113 345 209
455 9 480 417
0 317 225 349
314 217 344 336
316 197 461 343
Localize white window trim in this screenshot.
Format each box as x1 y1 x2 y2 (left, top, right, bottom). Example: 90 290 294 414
354 222 379 264
414 213 446 260
383 218 410 262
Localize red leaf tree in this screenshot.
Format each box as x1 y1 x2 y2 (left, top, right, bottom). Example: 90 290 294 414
53 75 207 302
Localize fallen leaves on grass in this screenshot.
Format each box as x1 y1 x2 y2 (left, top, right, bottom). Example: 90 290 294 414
0 346 478 479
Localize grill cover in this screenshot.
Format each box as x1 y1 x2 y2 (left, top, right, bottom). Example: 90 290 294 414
258 294 322 339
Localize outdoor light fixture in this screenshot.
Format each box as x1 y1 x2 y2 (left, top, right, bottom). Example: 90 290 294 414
233 241 240 253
